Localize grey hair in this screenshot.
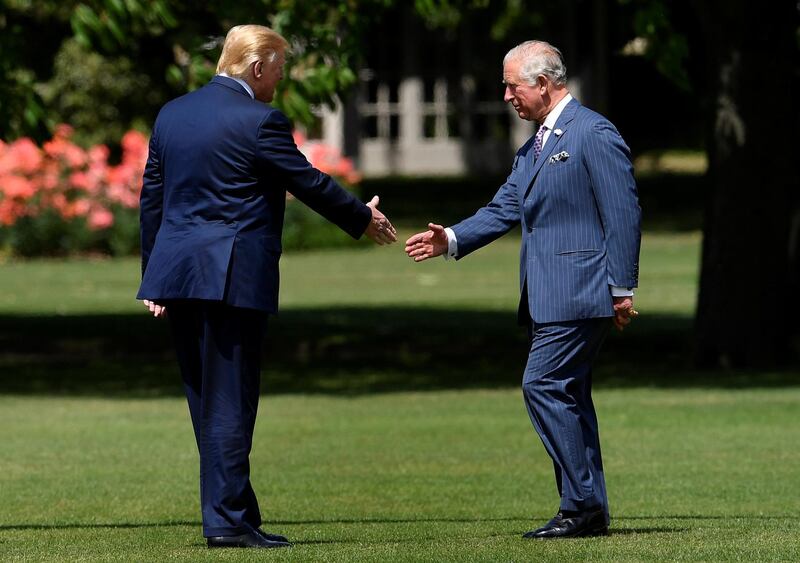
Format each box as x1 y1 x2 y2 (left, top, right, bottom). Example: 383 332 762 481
504 40 567 86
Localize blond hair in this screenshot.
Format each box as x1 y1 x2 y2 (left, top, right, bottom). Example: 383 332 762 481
216 25 289 78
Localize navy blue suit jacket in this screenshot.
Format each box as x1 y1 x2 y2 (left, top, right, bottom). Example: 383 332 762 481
137 76 371 313
452 98 641 323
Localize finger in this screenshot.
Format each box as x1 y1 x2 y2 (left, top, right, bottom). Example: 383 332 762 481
407 245 431 256
405 234 422 245
367 195 379 208
428 223 444 233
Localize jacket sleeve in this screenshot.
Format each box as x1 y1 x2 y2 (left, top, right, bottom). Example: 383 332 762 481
584 120 641 288
139 126 164 277
449 165 522 260
255 110 371 239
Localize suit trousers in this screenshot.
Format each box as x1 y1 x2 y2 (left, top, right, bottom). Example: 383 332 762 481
522 317 611 516
166 300 267 537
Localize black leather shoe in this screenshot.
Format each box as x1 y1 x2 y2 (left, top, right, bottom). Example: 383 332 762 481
254 528 289 543
207 530 291 548
523 508 609 539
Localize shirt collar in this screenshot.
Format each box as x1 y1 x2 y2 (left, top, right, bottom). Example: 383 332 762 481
216 73 255 99
542 93 573 130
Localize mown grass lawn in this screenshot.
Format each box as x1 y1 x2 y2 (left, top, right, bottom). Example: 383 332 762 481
1 389 799 561
0 230 699 316
1 231 799 561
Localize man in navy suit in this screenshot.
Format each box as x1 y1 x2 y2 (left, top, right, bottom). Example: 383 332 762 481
138 25 396 549
405 40 640 538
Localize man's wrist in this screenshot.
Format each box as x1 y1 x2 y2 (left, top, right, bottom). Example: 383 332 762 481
443 227 458 261
610 285 634 297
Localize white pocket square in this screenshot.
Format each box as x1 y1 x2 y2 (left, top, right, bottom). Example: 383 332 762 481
549 151 570 163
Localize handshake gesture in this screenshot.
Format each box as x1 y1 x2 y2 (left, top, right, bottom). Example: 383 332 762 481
404 223 448 262
364 195 397 245
143 194 398 319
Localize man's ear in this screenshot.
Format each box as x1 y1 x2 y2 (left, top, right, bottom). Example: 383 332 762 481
537 75 548 93
254 60 263 79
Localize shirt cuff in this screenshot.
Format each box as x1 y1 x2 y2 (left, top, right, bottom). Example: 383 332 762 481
443 227 458 261
610 286 634 297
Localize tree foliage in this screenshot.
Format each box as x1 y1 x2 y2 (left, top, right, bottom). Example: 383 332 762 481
1 0 551 144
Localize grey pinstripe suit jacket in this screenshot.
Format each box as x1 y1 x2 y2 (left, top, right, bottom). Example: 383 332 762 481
452 98 641 324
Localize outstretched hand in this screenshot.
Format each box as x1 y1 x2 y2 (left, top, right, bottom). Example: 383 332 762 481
612 296 638 331
405 223 449 262
364 195 397 245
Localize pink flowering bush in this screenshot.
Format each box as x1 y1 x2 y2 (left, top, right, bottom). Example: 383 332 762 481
293 131 362 186
0 125 147 256
0 126 364 256
283 131 367 251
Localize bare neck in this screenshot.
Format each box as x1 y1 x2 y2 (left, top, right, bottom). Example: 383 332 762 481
540 86 569 122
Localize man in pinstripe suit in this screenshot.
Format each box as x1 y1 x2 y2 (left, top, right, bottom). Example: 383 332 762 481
405 40 641 539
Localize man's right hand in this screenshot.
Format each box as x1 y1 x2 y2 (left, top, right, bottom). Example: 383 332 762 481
364 195 397 245
405 223 448 262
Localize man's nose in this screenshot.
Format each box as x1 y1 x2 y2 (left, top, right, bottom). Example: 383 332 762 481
503 87 513 103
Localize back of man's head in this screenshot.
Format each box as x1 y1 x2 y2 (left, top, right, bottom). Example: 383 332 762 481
216 25 289 79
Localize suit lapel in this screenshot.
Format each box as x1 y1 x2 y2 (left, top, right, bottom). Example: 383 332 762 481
513 140 534 210
523 98 579 200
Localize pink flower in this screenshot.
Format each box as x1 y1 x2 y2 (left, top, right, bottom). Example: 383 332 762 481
88 144 110 163
292 131 307 147
43 129 87 168
121 130 148 158
1 175 36 199
54 124 74 139
293 131 362 186
0 199 23 226
88 206 114 230
69 171 92 191
6 138 42 174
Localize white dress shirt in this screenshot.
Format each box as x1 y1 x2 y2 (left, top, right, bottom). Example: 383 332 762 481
217 73 255 99
443 93 634 298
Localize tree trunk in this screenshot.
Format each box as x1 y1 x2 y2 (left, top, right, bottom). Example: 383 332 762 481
694 1 799 367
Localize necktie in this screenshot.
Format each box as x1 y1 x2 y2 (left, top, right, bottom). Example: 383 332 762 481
532 125 547 161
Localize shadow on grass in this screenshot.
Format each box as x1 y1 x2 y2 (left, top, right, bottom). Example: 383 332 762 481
0 521 201 531
2 513 793 533
0 307 797 397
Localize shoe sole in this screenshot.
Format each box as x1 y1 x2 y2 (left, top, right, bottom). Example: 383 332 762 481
524 526 609 539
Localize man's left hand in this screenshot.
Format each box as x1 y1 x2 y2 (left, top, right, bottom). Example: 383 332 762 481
612 296 637 331
143 299 167 318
